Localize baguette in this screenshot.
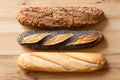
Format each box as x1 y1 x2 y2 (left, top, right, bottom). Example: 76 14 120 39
17 52 105 72
17 7 104 28
17 30 103 50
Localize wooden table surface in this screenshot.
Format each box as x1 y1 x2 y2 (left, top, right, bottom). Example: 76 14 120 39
0 0 120 80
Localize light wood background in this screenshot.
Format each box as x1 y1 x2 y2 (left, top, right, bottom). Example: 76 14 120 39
0 0 120 80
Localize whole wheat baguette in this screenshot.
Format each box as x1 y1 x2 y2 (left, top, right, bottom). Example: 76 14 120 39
17 52 105 72
17 30 103 50
17 6 104 28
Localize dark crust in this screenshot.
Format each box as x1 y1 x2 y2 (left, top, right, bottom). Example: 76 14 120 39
17 30 103 50
16 7 104 28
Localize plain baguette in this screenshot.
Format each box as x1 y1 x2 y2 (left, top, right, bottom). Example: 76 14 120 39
17 52 105 72
17 6 104 28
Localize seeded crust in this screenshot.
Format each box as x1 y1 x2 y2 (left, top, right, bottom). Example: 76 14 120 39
17 52 105 72
17 30 103 50
17 7 104 28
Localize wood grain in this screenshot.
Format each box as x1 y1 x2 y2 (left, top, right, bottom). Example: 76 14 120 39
0 0 120 80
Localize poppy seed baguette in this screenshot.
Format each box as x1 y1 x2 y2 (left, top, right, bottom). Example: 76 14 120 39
17 52 105 72
17 30 103 50
17 7 104 28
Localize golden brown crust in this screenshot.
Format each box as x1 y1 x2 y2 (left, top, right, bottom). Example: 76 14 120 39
69 35 98 45
17 54 67 72
17 7 104 28
17 52 105 72
22 33 48 43
43 34 73 46
62 52 105 64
